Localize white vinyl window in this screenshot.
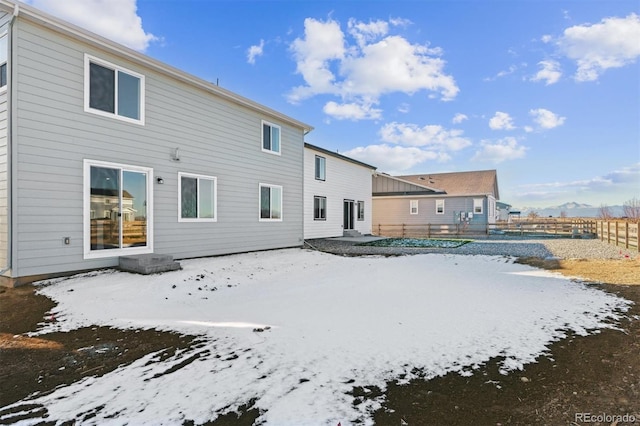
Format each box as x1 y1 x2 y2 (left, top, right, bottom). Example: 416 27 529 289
84 54 145 124
357 201 365 221
0 33 7 90
314 196 327 220
262 121 281 155
473 198 483 214
259 183 283 221
315 155 326 180
179 173 217 222
436 199 445 215
410 200 419 215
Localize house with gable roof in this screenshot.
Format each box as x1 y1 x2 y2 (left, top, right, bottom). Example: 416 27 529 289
0 0 313 285
304 143 376 239
372 170 500 234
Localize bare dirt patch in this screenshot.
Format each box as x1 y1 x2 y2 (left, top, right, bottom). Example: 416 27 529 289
0 256 638 425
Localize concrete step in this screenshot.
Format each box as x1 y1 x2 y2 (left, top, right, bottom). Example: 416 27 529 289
119 253 181 275
343 229 363 237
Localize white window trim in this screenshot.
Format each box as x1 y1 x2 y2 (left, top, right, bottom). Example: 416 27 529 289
259 183 283 222
83 159 153 259
178 172 218 222
410 199 419 215
0 32 8 93
84 54 145 125
314 195 327 221
261 120 281 155
357 200 365 221
436 199 445 215
473 198 484 214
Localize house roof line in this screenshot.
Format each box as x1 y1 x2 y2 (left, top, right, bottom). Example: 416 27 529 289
0 0 314 133
374 172 445 193
396 169 499 199
304 143 377 170
373 193 495 199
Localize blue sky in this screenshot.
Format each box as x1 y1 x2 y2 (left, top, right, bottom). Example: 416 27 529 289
26 0 640 208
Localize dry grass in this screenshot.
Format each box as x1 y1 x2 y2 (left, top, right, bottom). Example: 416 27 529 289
517 257 640 285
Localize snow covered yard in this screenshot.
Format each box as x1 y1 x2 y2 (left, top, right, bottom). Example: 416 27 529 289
3 248 631 425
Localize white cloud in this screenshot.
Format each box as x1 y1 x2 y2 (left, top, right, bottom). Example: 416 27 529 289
512 163 640 206
484 64 517 81
323 101 382 120
452 113 468 124
289 18 346 102
347 18 389 47
557 13 640 82
340 120 470 172
472 137 527 163
379 122 471 151
247 39 265 64
489 111 516 130
288 17 458 118
523 163 640 190
27 0 157 52
397 103 410 114
344 144 449 173
531 60 562 85
529 108 566 129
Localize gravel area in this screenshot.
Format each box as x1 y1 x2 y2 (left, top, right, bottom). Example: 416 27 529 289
305 236 639 260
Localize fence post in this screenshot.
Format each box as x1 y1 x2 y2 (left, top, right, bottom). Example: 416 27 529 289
427 223 430 238
402 223 405 238
625 222 629 249
615 221 619 247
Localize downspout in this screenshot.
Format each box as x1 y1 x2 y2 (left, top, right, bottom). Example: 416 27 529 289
0 2 19 276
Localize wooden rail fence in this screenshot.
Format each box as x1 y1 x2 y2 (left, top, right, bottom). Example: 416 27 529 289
373 219 598 239
596 220 639 252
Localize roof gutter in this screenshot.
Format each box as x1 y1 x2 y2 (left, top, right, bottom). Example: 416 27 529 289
0 0 313 134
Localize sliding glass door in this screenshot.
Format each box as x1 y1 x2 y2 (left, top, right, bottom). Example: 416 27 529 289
85 160 153 258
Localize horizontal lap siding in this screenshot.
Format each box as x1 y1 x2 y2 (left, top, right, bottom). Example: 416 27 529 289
303 147 372 239
0 13 8 271
0 90 6 269
373 196 478 226
12 19 303 277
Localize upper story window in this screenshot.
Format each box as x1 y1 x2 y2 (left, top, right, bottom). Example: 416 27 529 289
436 199 445 215
410 200 418 215
473 198 483 214
0 33 7 89
262 121 281 155
179 173 217 222
84 55 145 124
315 155 326 180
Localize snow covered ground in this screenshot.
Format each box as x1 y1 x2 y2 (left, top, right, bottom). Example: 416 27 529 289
4 249 631 425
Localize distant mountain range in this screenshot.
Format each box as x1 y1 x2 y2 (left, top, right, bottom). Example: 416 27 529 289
514 202 625 218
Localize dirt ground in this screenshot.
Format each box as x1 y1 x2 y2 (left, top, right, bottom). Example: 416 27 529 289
1 257 639 425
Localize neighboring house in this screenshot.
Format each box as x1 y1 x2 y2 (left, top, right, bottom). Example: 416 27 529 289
0 1 313 285
496 201 512 222
372 170 500 234
304 143 375 239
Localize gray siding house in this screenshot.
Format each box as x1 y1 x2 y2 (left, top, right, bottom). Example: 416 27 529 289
372 170 500 235
0 1 312 285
